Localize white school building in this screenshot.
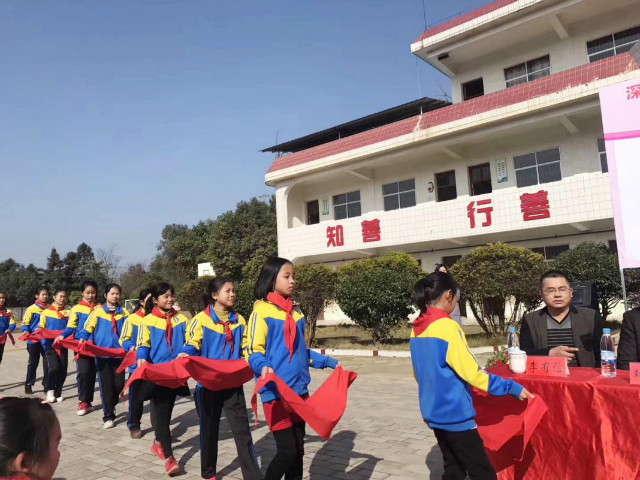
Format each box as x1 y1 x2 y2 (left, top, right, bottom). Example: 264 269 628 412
263 0 640 319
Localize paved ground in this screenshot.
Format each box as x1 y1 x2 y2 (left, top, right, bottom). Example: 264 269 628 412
0 345 490 479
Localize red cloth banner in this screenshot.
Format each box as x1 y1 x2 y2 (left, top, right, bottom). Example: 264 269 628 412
122 357 254 394
474 364 640 479
0 332 15 346
251 367 358 440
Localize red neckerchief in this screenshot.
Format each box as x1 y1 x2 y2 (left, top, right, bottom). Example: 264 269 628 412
50 305 68 320
412 307 452 337
104 304 121 336
266 293 296 361
35 301 47 310
134 308 145 317
0 308 12 318
78 300 97 312
152 307 178 351
207 305 235 355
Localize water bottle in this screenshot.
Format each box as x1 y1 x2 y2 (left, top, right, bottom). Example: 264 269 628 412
600 328 617 378
507 326 520 354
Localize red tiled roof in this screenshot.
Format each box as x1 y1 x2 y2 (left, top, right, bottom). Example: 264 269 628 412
267 54 639 175
414 0 520 44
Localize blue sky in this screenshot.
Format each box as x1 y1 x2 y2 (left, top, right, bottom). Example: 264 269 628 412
0 0 491 268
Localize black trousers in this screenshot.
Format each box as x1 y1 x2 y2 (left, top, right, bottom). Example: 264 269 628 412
433 428 497 480
0 342 4 365
45 348 68 398
96 357 125 422
128 379 153 431
150 385 178 459
25 342 48 387
195 385 262 480
76 354 96 404
265 422 305 480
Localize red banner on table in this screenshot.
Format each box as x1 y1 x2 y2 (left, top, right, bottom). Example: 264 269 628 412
525 357 567 376
629 362 640 384
252 367 358 440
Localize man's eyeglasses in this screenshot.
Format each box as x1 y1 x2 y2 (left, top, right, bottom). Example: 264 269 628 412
541 287 572 295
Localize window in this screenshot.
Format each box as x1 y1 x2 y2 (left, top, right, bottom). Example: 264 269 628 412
462 78 484 101
333 190 361 220
442 255 462 268
504 55 551 88
382 179 416 211
514 147 562 188
468 163 492 196
531 245 569 261
435 171 457 202
597 138 608 173
306 200 319 225
587 26 640 62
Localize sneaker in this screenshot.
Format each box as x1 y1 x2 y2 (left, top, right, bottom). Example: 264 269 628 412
130 428 143 439
103 420 115 429
86 403 94 413
77 402 88 416
25 385 33 394
165 457 180 476
151 440 165 460
45 390 56 403
56 396 63 403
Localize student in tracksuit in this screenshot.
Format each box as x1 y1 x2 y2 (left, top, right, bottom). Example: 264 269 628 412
246 257 339 480
22 288 50 394
179 277 262 480
0 292 16 366
137 283 189 477
57 280 99 416
410 272 534 480
77 283 129 429
118 287 153 439
40 289 71 404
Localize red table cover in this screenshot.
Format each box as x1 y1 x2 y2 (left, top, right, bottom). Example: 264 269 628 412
252 366 358 440
474 364 640 480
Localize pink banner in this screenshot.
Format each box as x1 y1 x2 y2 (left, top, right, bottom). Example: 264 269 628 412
599 79 640 269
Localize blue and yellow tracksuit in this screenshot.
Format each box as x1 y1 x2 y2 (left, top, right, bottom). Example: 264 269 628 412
76 304 130 350
39 306 71 351
0 308 16 333
136 309 189 364
245 300 337 403
181 307 246 360
410 308 523 432
119 308 145 373
22 302 47 345
62 301 97 339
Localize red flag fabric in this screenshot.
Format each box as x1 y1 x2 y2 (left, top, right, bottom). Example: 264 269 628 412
474 390 548 458
251 367 358 440
20 329 64 356
0 332 15 346
121 357 254 394
60 339 134 371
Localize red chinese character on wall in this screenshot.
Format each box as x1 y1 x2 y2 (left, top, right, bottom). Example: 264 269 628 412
627 83 640 100
326 225 344 247
361 219 381 243
467 200 493 228
520 190 551 221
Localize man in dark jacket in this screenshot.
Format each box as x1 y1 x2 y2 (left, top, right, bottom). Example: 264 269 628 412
617 307 640 370
519 270 603 367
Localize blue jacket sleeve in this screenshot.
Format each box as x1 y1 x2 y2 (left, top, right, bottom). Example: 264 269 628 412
62 327 75 338
9 323 16 332
180 344 198 356
76 329 90 341
308 350 338 369
488 375 524 399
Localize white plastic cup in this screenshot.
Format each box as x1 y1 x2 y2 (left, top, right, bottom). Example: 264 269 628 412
509 351 527 374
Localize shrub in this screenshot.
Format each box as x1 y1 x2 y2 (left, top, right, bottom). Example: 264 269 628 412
293 264 337 347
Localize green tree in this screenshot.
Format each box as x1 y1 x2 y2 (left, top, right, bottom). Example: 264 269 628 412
450 243 546 335
120 263 149 299
552 242 622 320
294 264 337 347
206 197 277 279
234 280 255 319
176 276 213 316
43 248 66 291
0 260 43 306
626 268 640 309
337 252 423 343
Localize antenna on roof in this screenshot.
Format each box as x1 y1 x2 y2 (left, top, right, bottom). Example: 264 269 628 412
415 57 423 103
436 81 452 102
421 0 428 30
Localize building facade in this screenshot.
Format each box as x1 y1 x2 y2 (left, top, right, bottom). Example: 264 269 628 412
264 0 640 274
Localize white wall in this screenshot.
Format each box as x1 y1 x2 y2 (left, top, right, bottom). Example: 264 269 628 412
450 8 640 102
